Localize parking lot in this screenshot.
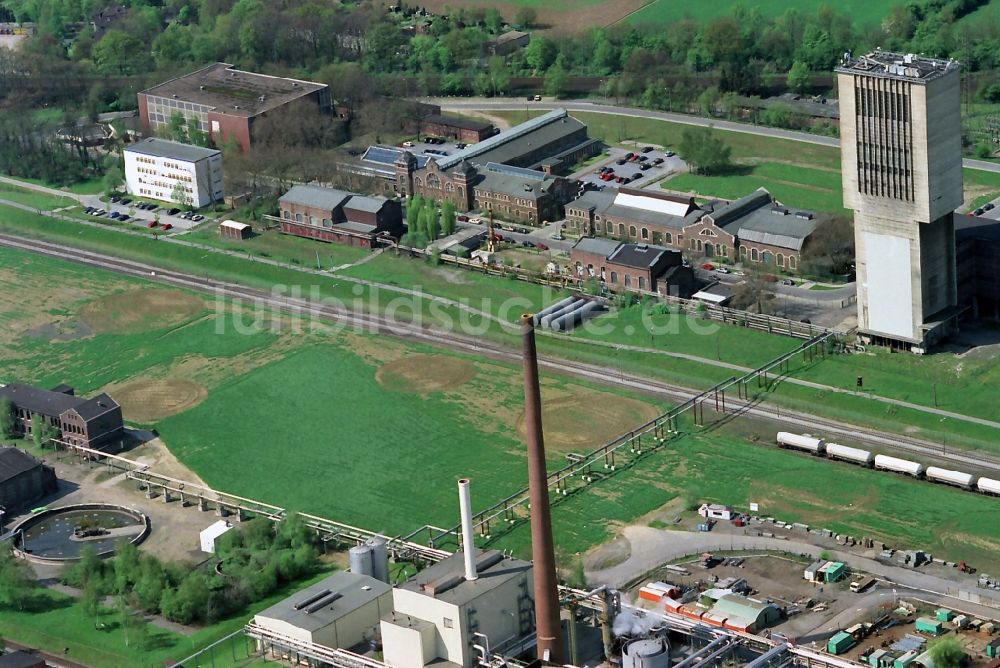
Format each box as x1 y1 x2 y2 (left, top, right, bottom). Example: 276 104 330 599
400 135 471 160
574 145 686 192
80 194 210 232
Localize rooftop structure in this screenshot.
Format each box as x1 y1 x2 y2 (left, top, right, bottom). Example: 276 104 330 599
0 383 124 450
279 185 353 212
124 137 220 163
0 446 57 511
141 63 328 118
835 50 959 83
436 108 584 170
607 242 676 270
254 571 392 651
0 447 45 485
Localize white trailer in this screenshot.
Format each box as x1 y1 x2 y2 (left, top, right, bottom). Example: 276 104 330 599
977 477 1000 496
874 455 925 477
776 432 824 454
825 443 874 467
925 466 975 489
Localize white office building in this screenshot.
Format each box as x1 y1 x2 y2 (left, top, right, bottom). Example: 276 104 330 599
124 137 223 208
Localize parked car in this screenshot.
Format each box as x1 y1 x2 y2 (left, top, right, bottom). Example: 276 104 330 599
457 214 469 222
701 262 714 270
402 141 414 148
780 278 794 286
985 202 995 211
162 223 173 231
624 152 634 160
469 217 482 224
636 154 648 162
455 143 467 149
517 227 529 234
551 233 564 240
109 195 120 203
652 157 664 165
639 163 651 171
192 214 204 222
167 208 180 215
664 150 676 157
147 220 157 228
975 208 984 215
641 146 654 153
83 206 94 214
615 158 627 165
533 95 541 101
120 197 131 205
117 215 129 222
536 243 549 250
92 209 106 216
491 233 503 241
109 211 122 219
616 176 626 183
521 240 535 247
715 266 731 274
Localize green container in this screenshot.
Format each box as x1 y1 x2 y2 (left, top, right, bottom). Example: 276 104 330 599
936 608 955 622
825 562 847 583
915 617 944 635
828 631 856 655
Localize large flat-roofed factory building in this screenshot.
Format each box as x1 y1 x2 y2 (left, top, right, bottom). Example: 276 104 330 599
836 50 963 352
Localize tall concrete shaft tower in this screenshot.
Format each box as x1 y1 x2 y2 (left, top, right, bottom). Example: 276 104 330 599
837 51 963 351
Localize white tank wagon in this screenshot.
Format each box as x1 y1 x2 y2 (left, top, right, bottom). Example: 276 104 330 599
977 477 1000 496
776 432 825 454
874 455 925 477
925 466 975 489
825 443 875 467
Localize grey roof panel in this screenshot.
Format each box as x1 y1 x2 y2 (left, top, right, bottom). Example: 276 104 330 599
727 206 818 251
437 108 577 170
343 196 387 214
0 382 86 417
608 243 674 269
71 393 120 421
125 138 220 163
0 447 43 484
398 551 531 607
572 236 621 257
475 171 556 200
485 162 546 181
254 571 391 633
280 185 352 212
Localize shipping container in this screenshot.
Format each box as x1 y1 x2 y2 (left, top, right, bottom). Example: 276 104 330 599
874 455 925 477
926 466 975 489
777 432 825 454
828 631 856 655
826 442 875 466
895 650 918 668
936 608 955 622
915 617 945 635
977 477 1000 496
825 562 847 583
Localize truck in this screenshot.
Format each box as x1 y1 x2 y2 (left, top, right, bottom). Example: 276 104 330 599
851 576 876 593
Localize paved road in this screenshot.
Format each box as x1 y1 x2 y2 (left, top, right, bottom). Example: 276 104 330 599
587 526 1000 615
425 97 1000 174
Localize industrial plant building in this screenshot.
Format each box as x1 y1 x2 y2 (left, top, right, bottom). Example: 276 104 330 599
0 382 124 451
380 550 534 668
277 184 404 248
571 237 698 297
353 108 598 221
0 447 57 512
956 213 1000 320
123 138 223 209
253 571 393 655
138 63 331 152
565 187 817 272
836 51 963 351
419 114 495 143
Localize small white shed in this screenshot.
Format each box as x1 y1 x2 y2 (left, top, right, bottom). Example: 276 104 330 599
200 520 233 553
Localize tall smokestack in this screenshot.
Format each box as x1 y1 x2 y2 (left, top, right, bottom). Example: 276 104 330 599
458 478 478 581
520 314 564 664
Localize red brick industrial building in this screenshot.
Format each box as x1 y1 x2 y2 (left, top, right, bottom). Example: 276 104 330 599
0 383 124 451
278 185 404 248
420 114 495 143
138 63 331 153
571 238 698 297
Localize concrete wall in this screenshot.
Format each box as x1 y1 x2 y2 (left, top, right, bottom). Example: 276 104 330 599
391 588 464 665
381 618 435 668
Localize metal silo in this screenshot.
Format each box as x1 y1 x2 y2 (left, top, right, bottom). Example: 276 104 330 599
622 637 670 668
348 544 374 578
367 537 390 583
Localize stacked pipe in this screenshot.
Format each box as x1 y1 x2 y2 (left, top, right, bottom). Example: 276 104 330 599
521 314 565 664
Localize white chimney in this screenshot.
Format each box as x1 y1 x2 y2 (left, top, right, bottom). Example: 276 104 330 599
458 478 478 581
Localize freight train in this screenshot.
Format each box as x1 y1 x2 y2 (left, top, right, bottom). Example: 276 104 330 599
775 432 1000 495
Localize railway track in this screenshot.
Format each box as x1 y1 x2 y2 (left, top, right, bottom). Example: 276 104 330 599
2 233 998 478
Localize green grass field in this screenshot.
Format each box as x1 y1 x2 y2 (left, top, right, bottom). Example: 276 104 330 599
626 0 893 26
664 162 846 213
0 569 334 668
496 415 1000 569
183 222 371 270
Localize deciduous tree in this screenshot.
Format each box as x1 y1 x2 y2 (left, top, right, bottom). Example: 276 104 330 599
0 399 14 440
677 126 732 175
